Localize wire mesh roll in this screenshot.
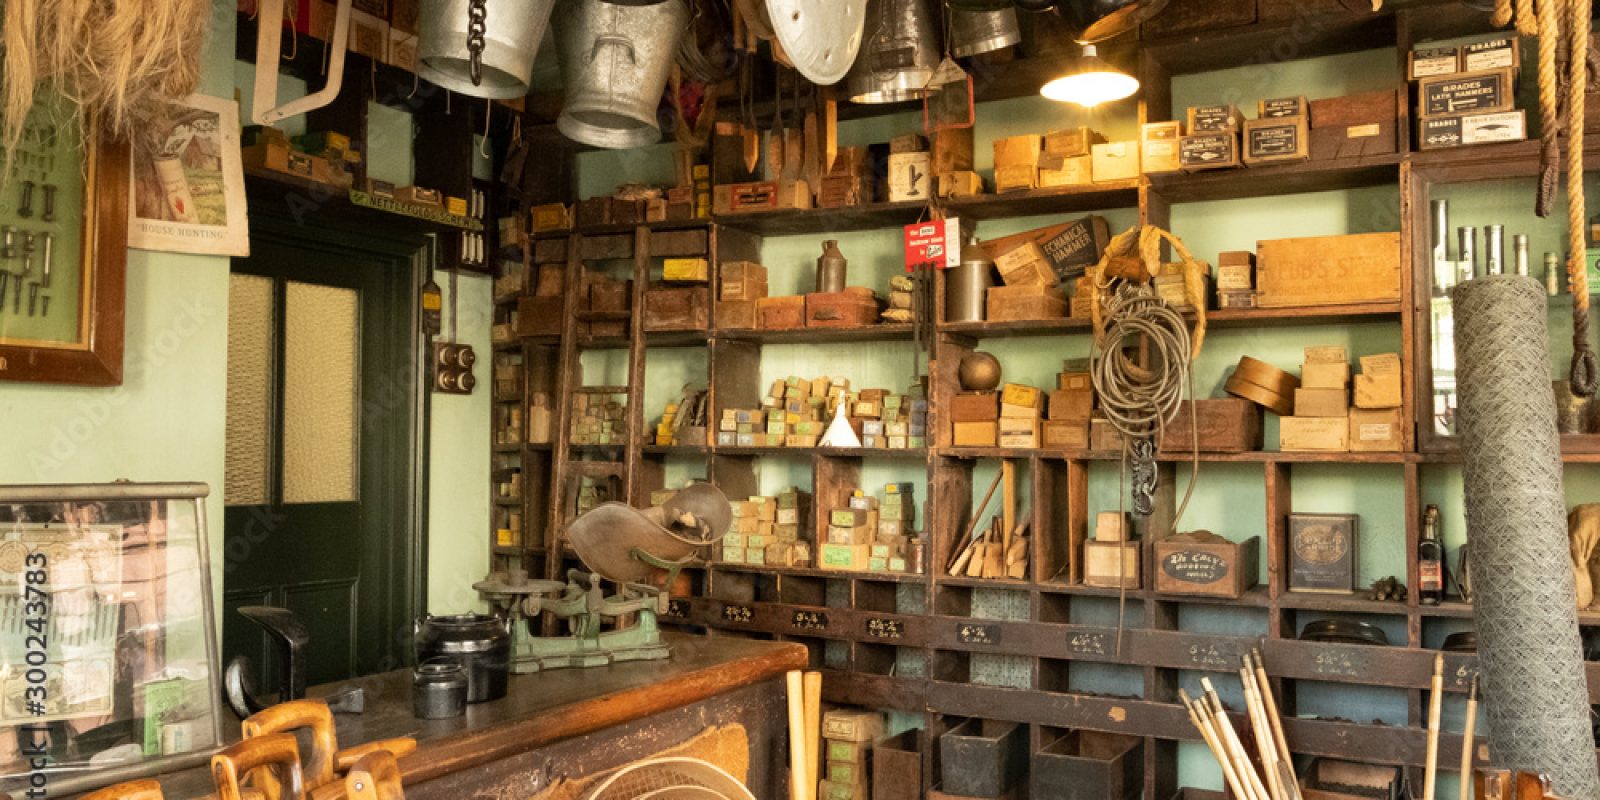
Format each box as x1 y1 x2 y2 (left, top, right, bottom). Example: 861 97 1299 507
1452 275 1600 800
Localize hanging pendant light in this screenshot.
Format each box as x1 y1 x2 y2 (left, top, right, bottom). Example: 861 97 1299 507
1040 44 1138 106
949 7 1021 58
845 0 941 104
766 0 870 85
418 0 557 99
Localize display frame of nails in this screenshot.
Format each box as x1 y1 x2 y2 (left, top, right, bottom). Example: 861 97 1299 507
0 88 129 386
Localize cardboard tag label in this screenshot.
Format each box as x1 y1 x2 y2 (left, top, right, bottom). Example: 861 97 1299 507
904 217 961 269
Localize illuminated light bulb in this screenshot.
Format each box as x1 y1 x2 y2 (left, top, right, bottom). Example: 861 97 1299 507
1040 45 1139 107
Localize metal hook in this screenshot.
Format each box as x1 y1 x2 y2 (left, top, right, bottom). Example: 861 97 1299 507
407 70 420 101
480 99 492 159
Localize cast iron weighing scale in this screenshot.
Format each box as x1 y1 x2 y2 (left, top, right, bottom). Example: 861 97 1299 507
474 484 731 673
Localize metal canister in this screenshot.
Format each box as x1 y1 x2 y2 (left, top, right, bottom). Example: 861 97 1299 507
414 613 511 703
554 0 689 149
946 241 993 323
413 660 468 719
1458 226 1477 281
418 0 556 99
949 7 1021 57
816 240 848 293
1513 234 1530 277
907 536 926 574
1484 224 1504 275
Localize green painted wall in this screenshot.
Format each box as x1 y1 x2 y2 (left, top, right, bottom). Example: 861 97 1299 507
566 42 1583 791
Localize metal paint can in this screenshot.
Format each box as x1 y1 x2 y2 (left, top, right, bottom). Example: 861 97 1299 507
946 242 993 323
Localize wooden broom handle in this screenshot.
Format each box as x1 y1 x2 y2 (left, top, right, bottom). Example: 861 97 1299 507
214 733 307 800
83 780 166 800
243 700 340 789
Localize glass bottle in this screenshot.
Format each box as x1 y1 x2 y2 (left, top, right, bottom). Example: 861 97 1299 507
1418 504 1445 605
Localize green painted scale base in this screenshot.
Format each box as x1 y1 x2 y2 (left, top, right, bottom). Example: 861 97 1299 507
475 549 691 674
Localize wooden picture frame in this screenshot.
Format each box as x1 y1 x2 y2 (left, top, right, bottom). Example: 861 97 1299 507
0 135 130 386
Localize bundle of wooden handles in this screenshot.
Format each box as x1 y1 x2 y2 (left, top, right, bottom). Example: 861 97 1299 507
786 670 823 800
1181 650 1297 800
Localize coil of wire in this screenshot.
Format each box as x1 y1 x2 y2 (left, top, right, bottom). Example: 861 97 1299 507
1090 283 1193 442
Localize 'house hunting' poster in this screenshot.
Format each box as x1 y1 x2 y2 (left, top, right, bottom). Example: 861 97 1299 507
128 94 248 256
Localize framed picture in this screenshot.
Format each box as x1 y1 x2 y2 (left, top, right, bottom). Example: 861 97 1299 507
0 90 129 386
128 93 249 258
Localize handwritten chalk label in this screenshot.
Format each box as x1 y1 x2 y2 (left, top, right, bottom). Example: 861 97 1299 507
1162 550 1229 585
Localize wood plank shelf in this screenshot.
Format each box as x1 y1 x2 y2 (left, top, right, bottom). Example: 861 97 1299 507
715 323 917 344
1277 592 1409 617
1148 154 1403 203
939 302 1401 340
947 181 1141 219
713 200 928 236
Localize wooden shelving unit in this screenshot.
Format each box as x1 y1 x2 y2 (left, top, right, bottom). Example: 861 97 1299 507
485 2 1600 796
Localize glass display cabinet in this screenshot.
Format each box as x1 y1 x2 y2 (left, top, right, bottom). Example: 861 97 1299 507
0 483 222 796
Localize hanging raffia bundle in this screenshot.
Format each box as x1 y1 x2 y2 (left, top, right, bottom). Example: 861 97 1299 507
2 0 211 161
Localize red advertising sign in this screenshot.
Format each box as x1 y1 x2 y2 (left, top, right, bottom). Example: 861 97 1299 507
904 217 961 270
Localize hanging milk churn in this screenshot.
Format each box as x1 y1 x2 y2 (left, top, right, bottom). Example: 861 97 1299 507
950 7 1021 57
555 0 690 148
418 0 555 99
845 0 941 104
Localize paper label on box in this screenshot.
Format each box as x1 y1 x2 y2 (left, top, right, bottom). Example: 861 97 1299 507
1411 47 1459 78
1358 423 1394 441
1463 38 1515 71
1346 123 1381 138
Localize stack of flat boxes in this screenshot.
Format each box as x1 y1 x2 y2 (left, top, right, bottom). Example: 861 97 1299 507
822 494 876 572
871 484 918 573
952 389 1000 446
820 710 884 800
570 392 626 445
1044 363 1095 449
1179 104 1244 172
1215 251 1256 310
989 236 1067 322
1151 262 1207 312
860 391 929 450
719 488 815 566
998 383 1043 448
1410 36 1525 149
1084 511 1140 589
1241 96 1311 167
575 477 611 517
654 402 680 446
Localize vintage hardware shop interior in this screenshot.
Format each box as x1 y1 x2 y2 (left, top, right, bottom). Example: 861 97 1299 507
20 0 1600 798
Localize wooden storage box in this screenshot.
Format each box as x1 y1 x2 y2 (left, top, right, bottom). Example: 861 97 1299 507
1155 532 1259 598
720 261 768 300
1091 141 1139 182
516 296 564 336
1084 540 1141 588
1255 232 1400 307
953 421 998 447
714 180 811 214
987 284 1067 322
824 709 886 742
1041 127 1106 166
1180 132 1240 171
873 731 924 800
1280 416 1350 451
940 719 1027 799
1243 117 1309 165
1160 398 1262 453
952 391 1000 422
717 300 758 330
1042 419 1090 449
1141 121 1183 174
1030 731 1142 800
576 196 614 227
819 173 876 208
1311 119 1398 160
642 286 709 332
806 288 880 328
1300 758 1402 800
758 295 807 330
1417 68 1516 118
1349 407 1404 452
1309 89 1398 129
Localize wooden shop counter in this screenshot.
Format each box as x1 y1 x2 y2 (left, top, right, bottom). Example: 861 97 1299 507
150 634 807 799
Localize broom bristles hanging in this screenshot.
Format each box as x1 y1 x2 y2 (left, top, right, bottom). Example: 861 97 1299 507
2 0 210 171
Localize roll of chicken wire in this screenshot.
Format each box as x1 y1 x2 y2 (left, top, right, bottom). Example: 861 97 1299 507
1452 274 1600 800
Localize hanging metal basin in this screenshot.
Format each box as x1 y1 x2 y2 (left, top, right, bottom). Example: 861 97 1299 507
766 0 869 85
846 0 941 104
418 0 555 99
950 6 1021 57
555 0 690 149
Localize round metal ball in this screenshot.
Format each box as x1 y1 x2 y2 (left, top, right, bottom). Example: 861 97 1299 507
959 352 1002 391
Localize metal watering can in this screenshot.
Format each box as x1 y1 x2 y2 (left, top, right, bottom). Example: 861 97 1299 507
555 0 689 149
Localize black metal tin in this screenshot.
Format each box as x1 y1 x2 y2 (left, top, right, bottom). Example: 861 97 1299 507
415 613 510 703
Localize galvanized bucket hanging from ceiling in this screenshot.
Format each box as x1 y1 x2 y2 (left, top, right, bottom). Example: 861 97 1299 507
418 0 556 99
846 0 941 104
555 0 690 149
765 0 869 86
950 7 1021 57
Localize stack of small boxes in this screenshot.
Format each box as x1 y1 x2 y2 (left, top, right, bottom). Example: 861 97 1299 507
1351 353 1403 452
874 484 920 573
1043 361 1095 450
951 387 1000 447
819 709 884 800
998 383 1043 448
570 392 626 445
1215 250 1256 310
1278 347 1404 452
575 477 612 517
719 488 815 567
655 401 681 446
1084 511 1140 589
1178 103 1244 172
1410 36 1525 150
887 134 932 203
1151 263 1206 311
822 492 877 572
992 127 1135 192
717 261 769 330
718 377 926 450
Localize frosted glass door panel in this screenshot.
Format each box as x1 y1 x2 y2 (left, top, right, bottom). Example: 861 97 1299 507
225 274 274 506
282 281 361 504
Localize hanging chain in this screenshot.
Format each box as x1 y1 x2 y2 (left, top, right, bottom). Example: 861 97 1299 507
467 0 488 86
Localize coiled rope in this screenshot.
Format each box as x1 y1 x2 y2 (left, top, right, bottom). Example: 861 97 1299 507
1564 0 1596 395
